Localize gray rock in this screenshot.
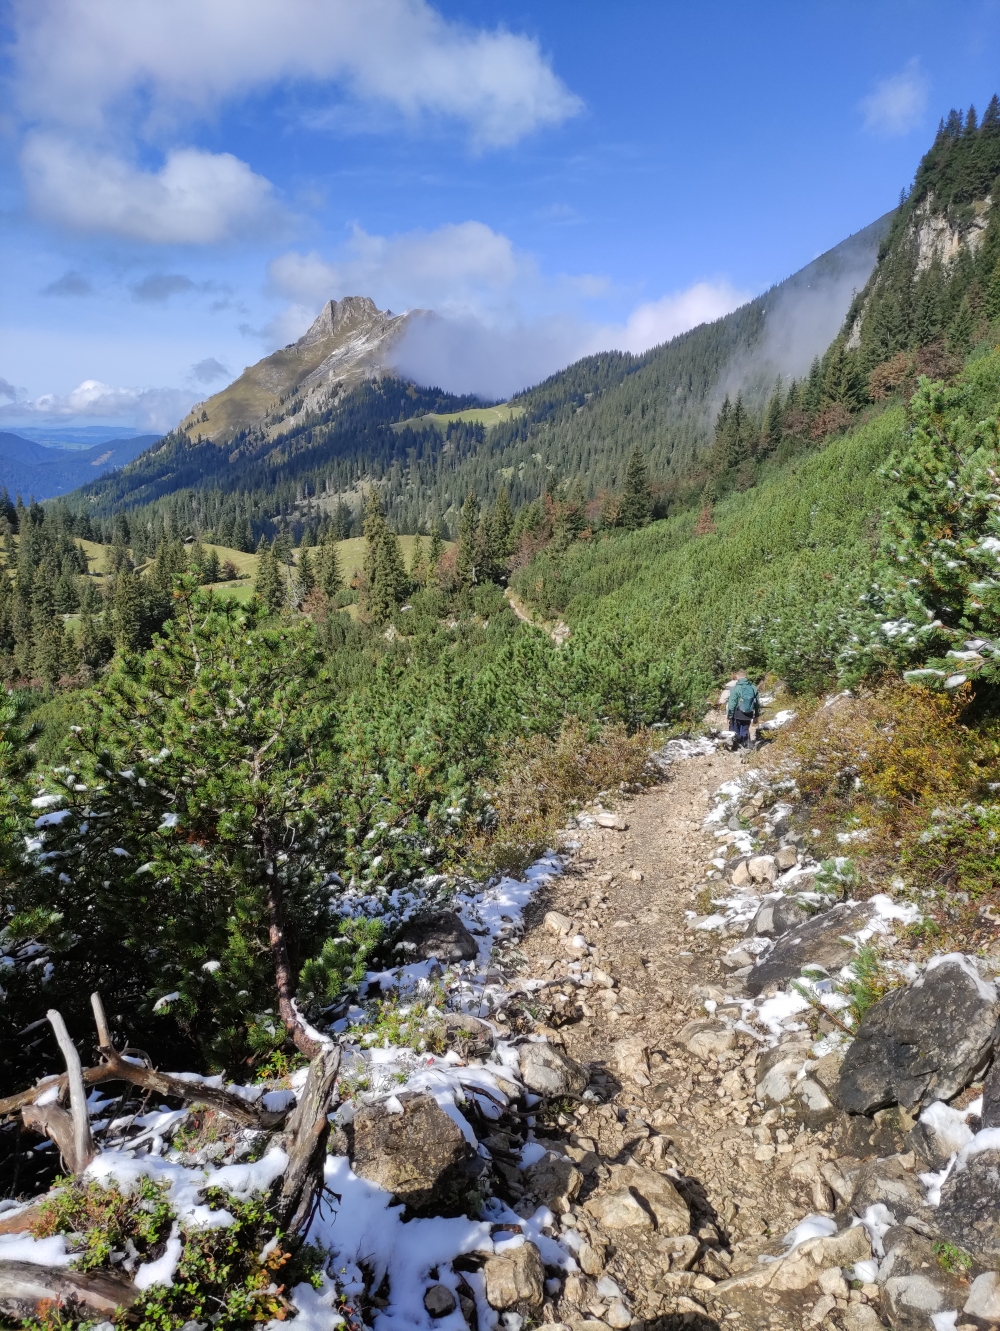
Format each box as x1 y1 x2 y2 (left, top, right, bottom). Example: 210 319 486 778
836 954 1000 1115
981 1047 1000 1128
841 1308 883 1331
350 1091 483 1215
394 911 479 963
483 1240 545 1309
424 1285 457 1317
792 1076 836 1126
518 1042 589 1097
850 1157 926 1220
610 1164 690 1235
935 1145 1000 1263
679 1019 736 1059
746 901 873 996
748 895 812 939
965 1270 1000 1319
882 1273 955 1329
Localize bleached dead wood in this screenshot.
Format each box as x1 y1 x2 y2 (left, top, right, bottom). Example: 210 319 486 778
0 1260 138 1319
273 1045 341 1237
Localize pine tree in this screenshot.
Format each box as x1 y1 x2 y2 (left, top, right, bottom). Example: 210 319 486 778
618 449 652 530
361 489 406 622
409 535 427 585
255 541 286 614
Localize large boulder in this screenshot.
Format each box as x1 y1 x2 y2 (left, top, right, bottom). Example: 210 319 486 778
350 1092 483 1215
518 1041 588 1097
935 1143 1000 1263
836 954 1000 1115
394 911 479 963
755 1037 812 1106
849 1155 927 1219
745 901 873 996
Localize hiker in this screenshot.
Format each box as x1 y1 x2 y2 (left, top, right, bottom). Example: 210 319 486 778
727 669 760 750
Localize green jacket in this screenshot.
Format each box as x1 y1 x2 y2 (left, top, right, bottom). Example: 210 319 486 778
727 680 760 719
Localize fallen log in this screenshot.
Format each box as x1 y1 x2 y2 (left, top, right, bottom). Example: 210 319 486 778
0 1260 138 1319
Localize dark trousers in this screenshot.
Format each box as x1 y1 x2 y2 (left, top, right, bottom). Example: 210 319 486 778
730 717 753 746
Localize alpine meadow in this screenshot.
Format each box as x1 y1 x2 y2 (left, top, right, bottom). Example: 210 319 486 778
7 33 1000 1331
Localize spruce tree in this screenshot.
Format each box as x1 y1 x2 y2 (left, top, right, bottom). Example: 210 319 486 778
295 548 316 605
255 541 285 614
618 448 652 530
316 535 343 598
762 384 783 454
409 535 427 585
492 487 515 561
427 523 444 582
457 492 481 586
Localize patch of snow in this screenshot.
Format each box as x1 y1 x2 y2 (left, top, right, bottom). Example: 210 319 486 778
0 1232 72 1266
920 1101 975 1156
134 1224 182 1289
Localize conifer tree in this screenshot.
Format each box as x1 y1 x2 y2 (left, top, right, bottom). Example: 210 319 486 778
456 492 480 586
295 548 316 605
427 522 444 582
762 384 783 454
316 535 343 598
361 489 406 622
255 540 285 614
492 487 515 560
409 535 427 585
618 448 652 530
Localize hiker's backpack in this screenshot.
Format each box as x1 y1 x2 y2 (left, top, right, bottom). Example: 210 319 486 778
729 680 759 721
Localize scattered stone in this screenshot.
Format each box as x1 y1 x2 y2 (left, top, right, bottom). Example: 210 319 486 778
746 901 873 996
584 1189 655 1232
595 813 628 830
350 1092 482 1215
605 1301 631 1328
544 911 575 936
836 954 1000 1114
483 1241 545 1309
523 1152 583 1214
612 1036 650 1086
965 1270 1000 1320
936 1145 1000 1262
679 1019 736 1059
793 1076 836 1125
577 1243 605 1277
710 1225 871 1308
656 1233 699 1270
394 911 479 963
775 845 798 870
519 1042 589 1097
424 1285 457 1317
610 1165 690 1234
850 1155 926 1219
730 860 751 887
747 855 778 884
748 895 812 939
591 968 615 989
841 1306 883 1331
755 1037 813 1106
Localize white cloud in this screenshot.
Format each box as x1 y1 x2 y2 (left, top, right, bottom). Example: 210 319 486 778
860 59 928 137
269 222 529 315
0 379 195 432
21 136 281 244
11 0 580 150
266 221 752 399
610 281 751 354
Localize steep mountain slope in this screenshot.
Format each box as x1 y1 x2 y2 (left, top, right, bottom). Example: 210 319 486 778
61 217 891 542
0 432 159 501
179 295 415 445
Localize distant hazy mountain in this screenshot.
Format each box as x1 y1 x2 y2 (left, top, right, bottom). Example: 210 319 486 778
9 425 155 450
0 432 160 501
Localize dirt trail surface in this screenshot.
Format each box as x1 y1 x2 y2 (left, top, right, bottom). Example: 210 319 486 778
511 749 874 1331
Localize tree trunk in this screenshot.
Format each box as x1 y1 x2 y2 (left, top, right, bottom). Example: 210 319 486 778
265 876 325 1058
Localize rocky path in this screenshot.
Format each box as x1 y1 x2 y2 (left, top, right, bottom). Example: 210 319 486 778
507 749 888 1331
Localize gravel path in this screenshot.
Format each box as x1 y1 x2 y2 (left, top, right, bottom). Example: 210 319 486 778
512 749 854 1331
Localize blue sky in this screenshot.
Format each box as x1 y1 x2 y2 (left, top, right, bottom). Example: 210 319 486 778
2 0 1000 429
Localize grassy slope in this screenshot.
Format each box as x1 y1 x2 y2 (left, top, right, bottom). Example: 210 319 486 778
390 404 523 434
514 406 904 711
